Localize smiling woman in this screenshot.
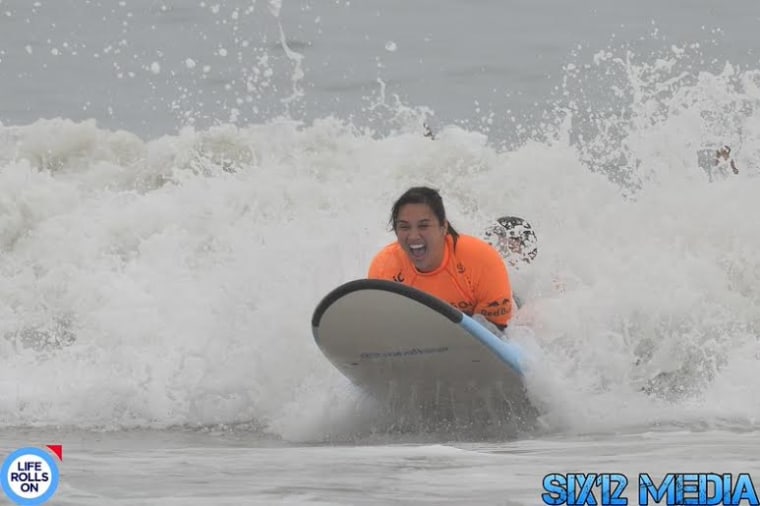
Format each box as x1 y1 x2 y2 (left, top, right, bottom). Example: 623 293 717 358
367 186 515 330
393 201 450 273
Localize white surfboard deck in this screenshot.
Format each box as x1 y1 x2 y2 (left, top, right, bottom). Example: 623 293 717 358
312 279 536 428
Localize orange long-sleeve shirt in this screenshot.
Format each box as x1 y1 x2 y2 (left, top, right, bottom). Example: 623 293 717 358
368 234 514 327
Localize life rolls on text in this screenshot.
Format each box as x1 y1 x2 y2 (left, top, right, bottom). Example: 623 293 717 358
541 472 759 506
2 446 61 506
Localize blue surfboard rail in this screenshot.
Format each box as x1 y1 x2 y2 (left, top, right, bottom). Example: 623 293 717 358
459 314 524 375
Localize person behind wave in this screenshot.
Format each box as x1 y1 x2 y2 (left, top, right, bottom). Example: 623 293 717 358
368 186 514 334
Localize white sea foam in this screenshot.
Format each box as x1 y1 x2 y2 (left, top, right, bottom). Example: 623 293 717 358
0 1 759 443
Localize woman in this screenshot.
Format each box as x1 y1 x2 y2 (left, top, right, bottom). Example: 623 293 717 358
368 186 514 330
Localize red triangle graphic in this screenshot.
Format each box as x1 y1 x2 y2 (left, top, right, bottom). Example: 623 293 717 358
46 445 63 461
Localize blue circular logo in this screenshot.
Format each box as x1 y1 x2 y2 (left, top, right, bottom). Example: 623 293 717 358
1 447 59 506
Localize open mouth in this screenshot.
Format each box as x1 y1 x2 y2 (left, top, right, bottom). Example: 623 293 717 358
408 243 427 259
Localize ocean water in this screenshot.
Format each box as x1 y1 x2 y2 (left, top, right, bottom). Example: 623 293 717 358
1 0 760 504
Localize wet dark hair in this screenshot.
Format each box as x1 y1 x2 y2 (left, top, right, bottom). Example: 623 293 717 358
390 186 460 246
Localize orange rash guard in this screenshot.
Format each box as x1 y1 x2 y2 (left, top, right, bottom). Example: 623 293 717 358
368 234 514 327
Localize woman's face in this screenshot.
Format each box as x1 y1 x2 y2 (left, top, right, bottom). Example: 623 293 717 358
394 203 447 272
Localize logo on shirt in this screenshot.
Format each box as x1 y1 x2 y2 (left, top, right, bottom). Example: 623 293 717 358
392 271 405 283
450 301 474 312
480 307 509 317
456 262 465 274
480 298 511 318
485 298 510 308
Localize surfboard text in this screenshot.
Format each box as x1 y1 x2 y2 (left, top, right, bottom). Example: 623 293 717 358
360 346 449 359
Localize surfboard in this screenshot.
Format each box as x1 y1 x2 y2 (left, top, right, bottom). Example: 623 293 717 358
311 279 536 430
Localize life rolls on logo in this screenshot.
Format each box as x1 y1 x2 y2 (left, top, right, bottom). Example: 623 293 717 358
1 447 60 506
